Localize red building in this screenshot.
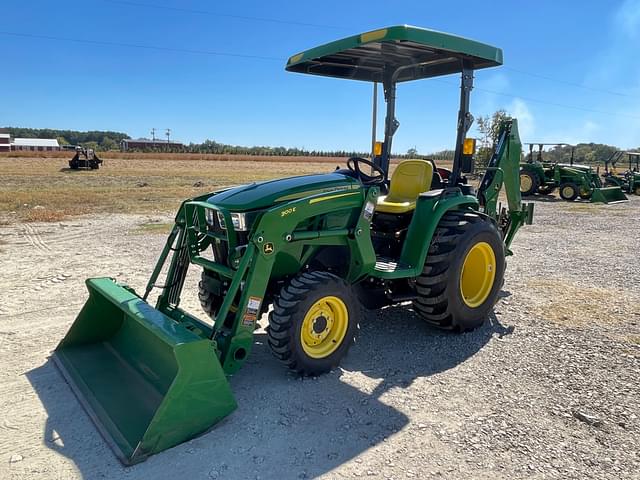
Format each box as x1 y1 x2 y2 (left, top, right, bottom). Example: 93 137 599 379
0 133 10 152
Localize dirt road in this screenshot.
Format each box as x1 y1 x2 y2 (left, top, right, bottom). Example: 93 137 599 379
1 197 639 479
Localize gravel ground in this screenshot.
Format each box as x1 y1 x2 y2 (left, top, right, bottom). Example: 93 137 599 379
0 195 638 480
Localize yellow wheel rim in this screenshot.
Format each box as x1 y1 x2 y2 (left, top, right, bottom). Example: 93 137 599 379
520 174 533 192
460 242 496 308
300 296 349 359
562 186 574 198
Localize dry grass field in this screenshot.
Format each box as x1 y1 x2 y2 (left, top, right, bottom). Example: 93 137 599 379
0 154 452 224
0 154 350 223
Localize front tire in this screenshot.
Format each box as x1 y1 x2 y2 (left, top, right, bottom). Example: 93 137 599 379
268 271 359 375
579 189 592 200
559 183 579 201
413 211 505 331
198 270 223 319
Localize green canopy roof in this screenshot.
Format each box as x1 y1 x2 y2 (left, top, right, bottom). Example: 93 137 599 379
286 25 503 82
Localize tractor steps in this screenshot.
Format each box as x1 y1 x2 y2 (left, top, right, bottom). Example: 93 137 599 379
374 257 413 278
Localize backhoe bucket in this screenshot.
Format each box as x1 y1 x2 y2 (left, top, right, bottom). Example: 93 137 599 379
53 277 236 465
590 186 628 204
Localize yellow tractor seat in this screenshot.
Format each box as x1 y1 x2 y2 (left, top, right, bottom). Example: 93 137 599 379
377 160 434 214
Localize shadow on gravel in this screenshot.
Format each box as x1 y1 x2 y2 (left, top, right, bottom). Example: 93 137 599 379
525 194 563 203
27 299 510 479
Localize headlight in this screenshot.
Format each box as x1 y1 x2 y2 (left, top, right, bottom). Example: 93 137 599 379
205 208 216 226
216 211 248 231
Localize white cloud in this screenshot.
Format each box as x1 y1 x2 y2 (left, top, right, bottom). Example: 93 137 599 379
508 98 535 140
473 72 511 115
543 120 601 146
615 0 640 38
578 0 640 148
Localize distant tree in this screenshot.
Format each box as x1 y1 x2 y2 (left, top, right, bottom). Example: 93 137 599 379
476 109 511 167
542 143 618 166
100 138 118 151
406 147 418 157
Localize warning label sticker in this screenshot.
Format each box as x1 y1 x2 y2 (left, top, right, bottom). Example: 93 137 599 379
363 201 375 220
242 296 262 327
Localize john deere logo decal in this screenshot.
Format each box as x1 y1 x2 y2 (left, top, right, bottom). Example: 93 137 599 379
263 243 274 255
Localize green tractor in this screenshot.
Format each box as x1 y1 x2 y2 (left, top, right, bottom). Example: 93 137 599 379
519 143 627 203
603 150 640 196
53 26 533 465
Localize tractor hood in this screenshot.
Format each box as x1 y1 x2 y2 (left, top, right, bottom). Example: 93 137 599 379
558 164 593 172
206 172 360 211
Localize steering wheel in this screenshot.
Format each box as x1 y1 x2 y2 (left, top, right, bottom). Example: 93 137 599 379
347 157 385 185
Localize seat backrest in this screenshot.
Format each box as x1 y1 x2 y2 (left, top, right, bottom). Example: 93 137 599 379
387 160 434 202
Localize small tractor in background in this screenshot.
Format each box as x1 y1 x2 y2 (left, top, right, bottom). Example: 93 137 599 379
519 143 627 203
53 26 533 464
603 151 640 196
69 146 103 170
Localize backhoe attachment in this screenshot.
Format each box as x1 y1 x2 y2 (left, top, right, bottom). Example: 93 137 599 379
477 118 534 252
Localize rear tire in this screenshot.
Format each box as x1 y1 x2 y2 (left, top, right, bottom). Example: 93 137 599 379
559 183 579 201
519 171 538 196
268 271 359 375
413 211 505 331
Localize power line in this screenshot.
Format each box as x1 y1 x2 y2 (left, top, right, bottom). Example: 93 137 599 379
105 1 639 101
0 30 282 61
503 66 638 99
432 79 640 121
475 85 640 120
3 29 638 121
104 0 347 30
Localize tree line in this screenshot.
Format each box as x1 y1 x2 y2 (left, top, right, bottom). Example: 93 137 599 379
1 127 128 151
3 124 636 165
474 110 639 167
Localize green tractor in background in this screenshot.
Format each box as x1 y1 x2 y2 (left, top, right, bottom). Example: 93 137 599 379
603 150 640 196
53 26 533 465
519 143 627 203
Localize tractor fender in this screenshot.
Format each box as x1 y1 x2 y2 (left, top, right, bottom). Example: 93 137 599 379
400 190 479 275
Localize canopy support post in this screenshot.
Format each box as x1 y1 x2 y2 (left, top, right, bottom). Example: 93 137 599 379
371 82 378 159
450 62 474 186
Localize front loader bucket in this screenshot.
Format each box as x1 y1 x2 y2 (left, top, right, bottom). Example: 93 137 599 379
591 186 628 204
53 277 236 465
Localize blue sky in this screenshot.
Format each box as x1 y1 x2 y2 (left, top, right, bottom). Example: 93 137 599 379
2 0 640 153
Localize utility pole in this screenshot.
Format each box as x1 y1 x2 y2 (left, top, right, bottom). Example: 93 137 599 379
166 128 171 144
151 128 156 141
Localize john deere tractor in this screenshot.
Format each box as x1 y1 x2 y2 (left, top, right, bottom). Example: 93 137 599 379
603 150 640 196
53 26 533 464
519 143 627 203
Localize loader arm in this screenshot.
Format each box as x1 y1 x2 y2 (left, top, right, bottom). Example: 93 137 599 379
477 118 534 252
